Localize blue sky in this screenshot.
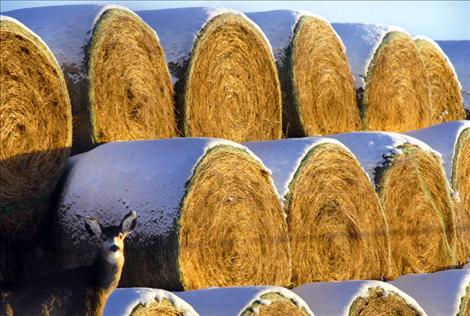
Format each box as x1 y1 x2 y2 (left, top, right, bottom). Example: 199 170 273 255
1 1 469 40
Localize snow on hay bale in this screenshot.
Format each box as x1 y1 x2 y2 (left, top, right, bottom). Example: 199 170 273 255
5 5 176 154
293 280 427 316
176 286 313 316
332 23 431 131
138 7 281 142
391 269 470 316
408 121 470 265
104 288 199 316
54 138 291 290
247 10 359 137
0 16 72 239
245 138 389 286
414 37 466 123
437 40 470 115
331 132 456 277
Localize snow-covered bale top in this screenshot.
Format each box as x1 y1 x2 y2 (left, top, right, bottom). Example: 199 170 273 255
390 270 470 316
104 288 199 316
293 280 427 316
175 286 314 316
54 138 290 290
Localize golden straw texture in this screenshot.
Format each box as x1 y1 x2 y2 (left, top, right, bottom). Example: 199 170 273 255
415 39 465 123
182 13 282 141
287 16 359 136
287 143 390 286
88 8 176 144
349 287 421 316
364 32 432 131
0 18 72 238
378 144 456 277
131 298 186 316
241 293 310 316
178 146 291 290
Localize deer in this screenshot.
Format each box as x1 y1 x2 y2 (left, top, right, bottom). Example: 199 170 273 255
0 211 137 316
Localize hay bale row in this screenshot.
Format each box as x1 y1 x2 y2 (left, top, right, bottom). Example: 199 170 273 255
139 7 282 142
408 121 470 265
333 23 432 132
245 138 390 286
391 269 470 316
0 16 72 240
331 132 456 277
247 10 360 137
176 286 313 316
53 138 291 290
6 5 177 154
294 280 426 315
105 288 199 316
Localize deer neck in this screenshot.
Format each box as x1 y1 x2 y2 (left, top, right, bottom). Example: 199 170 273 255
93 253 124 291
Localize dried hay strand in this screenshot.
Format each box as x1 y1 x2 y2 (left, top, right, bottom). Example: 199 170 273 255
54 139 290 290
0 16 72 239
332 132 457 277
408 121 470 265
88 7 176 144
294 280 426 316
182 12 282 141
391 269 470 316
176 286 313 316
104 288 199 316
364 31 432 131
415 37 465 123
246 138 390 286
288 15 359 136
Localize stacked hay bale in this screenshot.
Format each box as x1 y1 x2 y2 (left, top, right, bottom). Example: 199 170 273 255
0 17 72 240
54 139 291 290
247 11 360 137
331 132 457 278
293 280 427 315
176 286 313 316
6 5 176 154
333 23 432 131
408 121 470 265
391 270 470 316
437 40 470 117
138 8 281 141
104 288 199 316
245 138 390 286
414 37 465 123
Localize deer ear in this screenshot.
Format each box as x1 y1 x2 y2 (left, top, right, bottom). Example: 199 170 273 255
85 216 102 237
121 211 137 235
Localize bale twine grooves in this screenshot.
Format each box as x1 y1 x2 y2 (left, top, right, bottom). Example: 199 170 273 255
415 38 465 123
364 31 431 131
182 13 282 141
88 7 176 144
286 143 389 285
0 17 72 238
288 15 359 136
178 146 290 289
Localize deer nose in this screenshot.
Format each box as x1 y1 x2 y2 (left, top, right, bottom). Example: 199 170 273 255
110 245 119 252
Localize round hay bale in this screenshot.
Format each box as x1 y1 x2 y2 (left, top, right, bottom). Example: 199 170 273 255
176 286 313 316
104 288 199 316
246 138 390 286
408 121 470 265
139 8 281 141
248 11 359 137
437 40 470 115
391 269 470 316
54 139 291 290
6 5 176 153
0 16 72 239
333 23 431 131
414 37 465 123
293 280 426 316
332 132 457 277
